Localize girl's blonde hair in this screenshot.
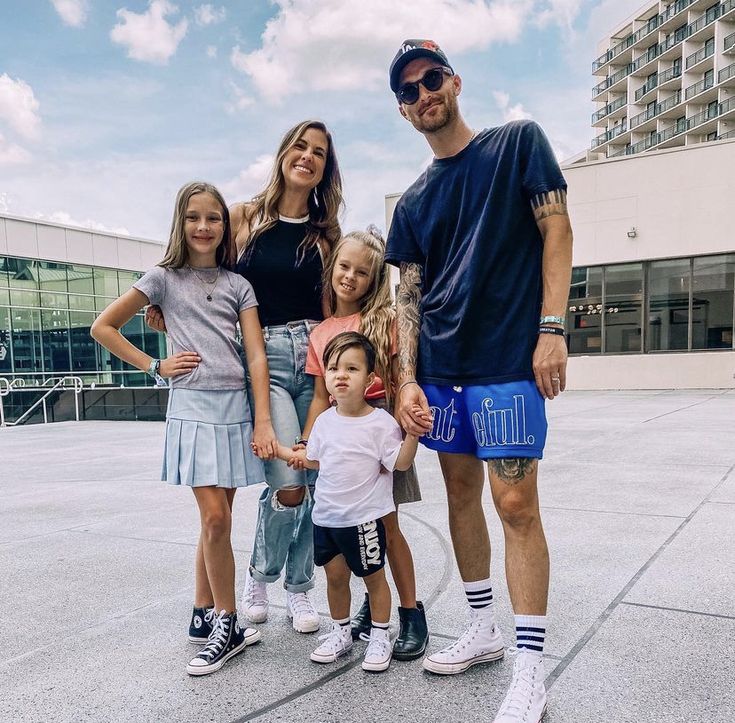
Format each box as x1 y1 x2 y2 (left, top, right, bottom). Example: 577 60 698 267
240 120 343 262
159 181 235 269
323 225 395 402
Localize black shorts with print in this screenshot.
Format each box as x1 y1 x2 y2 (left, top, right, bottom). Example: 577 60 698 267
313 518 387 577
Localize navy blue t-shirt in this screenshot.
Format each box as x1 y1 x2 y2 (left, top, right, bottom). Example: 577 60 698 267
385 120 567 385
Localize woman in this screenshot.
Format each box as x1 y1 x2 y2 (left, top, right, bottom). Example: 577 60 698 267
232 120 342 632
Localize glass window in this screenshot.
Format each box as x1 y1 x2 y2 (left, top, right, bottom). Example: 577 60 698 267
0 307 11 373
67 264 95 295
10 287 40 307
40 291 69 309
692 254 734 349
648 258 691 351
567 267 603 354
93 267 119 297
95 296 115 312
605 263 643 353
68 294 96 311
37 260 68 294
69 311 98 371
41 309 71 373
117 270 142 294
11 307 42 372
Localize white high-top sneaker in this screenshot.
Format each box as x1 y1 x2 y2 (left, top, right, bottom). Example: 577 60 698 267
310 622 353 663
360 627 393 672
241 567 268 624
422 608 504 675
286 590 321 633
493 649 547 722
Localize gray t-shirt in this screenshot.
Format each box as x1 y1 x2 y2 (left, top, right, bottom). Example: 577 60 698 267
133 266 257 390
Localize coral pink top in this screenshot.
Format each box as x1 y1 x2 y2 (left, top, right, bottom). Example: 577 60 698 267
306 313 396 400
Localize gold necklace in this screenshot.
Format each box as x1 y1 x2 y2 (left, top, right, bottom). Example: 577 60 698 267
188 265 220 302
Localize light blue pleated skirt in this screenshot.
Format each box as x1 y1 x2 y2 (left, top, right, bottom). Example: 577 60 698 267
162 388 265 488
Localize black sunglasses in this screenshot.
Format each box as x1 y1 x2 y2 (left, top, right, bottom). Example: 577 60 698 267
396 67 453 105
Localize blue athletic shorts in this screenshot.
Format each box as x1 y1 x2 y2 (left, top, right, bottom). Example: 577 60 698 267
420 380 547 459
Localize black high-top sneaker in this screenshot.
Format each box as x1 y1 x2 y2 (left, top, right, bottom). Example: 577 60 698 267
351 593 372 641
188 606 216 643
186 610 261 676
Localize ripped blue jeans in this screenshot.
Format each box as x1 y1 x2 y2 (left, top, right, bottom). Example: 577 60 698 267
246 321 317 592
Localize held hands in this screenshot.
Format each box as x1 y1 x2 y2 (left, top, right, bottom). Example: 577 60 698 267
158 352 201 378
532 333 568 399
251 421 278 460
145 305 167 333
397 382 433 437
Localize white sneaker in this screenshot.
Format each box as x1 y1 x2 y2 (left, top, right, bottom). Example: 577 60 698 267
287 590 321 633
310 622 353 664
241 567 268 624
493 648 547 722
360 627 393 672
422 609 504 675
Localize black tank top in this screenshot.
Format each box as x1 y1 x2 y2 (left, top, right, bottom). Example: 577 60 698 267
234 217 324 327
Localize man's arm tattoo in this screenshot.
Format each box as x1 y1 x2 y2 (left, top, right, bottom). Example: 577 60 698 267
396 262 423 381
488 458 538 485
530 188 568 222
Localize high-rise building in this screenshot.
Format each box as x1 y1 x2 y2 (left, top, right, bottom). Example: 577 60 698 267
589 0 735 161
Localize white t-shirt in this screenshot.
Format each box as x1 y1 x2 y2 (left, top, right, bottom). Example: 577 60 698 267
306 407 402 528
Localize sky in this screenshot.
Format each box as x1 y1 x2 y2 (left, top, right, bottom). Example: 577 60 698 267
0 0 648 242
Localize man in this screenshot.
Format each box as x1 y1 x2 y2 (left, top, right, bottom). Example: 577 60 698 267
385 39 572 723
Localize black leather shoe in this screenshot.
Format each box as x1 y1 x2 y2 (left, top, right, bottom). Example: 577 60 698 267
351 593 371 640
392 600 429 660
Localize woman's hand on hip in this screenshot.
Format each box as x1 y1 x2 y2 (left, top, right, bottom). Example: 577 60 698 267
159 352 200 378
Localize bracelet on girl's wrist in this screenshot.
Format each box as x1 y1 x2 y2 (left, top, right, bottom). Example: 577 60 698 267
295 437 308 446
398 380 419 394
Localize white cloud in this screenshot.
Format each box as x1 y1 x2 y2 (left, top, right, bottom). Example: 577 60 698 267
206 45 218 59
231 0 538 103
225 82 254 113
493 91 533 122
221 154 275 202
194 4 226 26
34 210 130 236
110 0 188 65
0 133 31 165
50 0 89 27
0 192 9 213
0 75 41 140
535 0 584 31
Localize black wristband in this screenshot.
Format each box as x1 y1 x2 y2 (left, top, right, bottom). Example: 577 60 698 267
539 326 565 336
295 437 308 446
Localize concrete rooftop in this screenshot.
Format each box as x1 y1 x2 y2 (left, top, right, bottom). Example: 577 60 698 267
1 389 734 722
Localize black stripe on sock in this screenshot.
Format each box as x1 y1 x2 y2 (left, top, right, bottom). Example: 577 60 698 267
516 626 546 633
517 642 544 652
372 622 389 630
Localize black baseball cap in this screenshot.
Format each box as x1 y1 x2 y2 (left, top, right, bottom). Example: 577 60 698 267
389 39 453 92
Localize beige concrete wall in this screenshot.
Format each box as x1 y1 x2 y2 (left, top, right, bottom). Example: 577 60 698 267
564 139 735 267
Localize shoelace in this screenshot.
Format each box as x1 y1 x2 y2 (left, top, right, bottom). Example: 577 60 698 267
203 608 216 626
359 630 392 659
289 592 316 617
198 614 229 661
245 575 267 606
496 648 540 720
315 625 348 658
442 614 486 654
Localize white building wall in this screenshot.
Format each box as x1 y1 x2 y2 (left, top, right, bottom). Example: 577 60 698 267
0 213 164 271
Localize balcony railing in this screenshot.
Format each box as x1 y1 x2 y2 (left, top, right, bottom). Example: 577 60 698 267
721 0 735 17
687 96 735 130
660 0 695 23
685 42 715 70
658 65 682 86
687 4 720 36
631 46 660 72
726 33 735 53
685 76 715 100
591 95 627 124
719 62 735 83
629 92 684 130
591 122 629 149
592 64 633 98
634 76 659 101
592 16 661 71
717 129 735 140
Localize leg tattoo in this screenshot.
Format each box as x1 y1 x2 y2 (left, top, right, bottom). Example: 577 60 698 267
488 458 538 485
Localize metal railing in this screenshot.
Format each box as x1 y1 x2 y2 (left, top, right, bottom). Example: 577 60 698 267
685 76 715 100
592 17 661 72
660 0 695 24
635 76 659 101
658 65 683 86
726 32 735 53
718 129 735 140
719 62 735 83
592 64 633 98
0 376 84 427
687 5 721 36
685 42 715 70
591 122 628 149
630 91 683 128
687 96 735 130
592 95 627 123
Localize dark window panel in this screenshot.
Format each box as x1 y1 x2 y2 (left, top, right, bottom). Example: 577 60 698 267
692 254 735 350
648 258 691 351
